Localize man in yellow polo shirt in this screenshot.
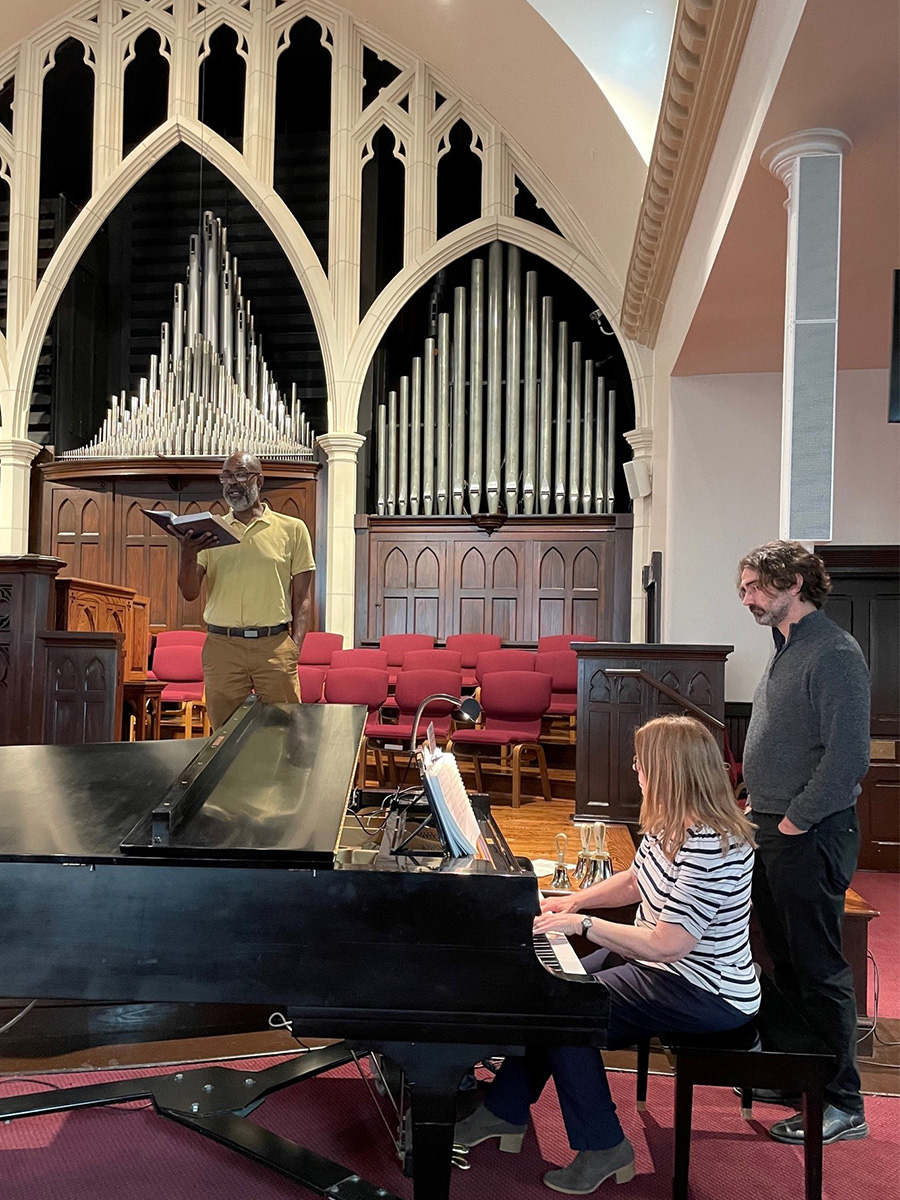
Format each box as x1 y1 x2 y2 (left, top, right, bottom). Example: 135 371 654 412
174 450 315 729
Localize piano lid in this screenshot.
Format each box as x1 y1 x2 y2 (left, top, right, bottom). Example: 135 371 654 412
0 702 366 867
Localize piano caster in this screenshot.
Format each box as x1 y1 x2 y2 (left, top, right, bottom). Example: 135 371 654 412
636 1100 647 1113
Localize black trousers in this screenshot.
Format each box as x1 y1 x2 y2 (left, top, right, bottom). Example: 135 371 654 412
752 807 863 1115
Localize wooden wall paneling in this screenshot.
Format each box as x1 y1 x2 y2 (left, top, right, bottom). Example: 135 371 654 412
0 557 67 745
264 480 320 630
39 631 121 745
116 483 180 631
46 484 114 581
130 595 151 678
455 542 488 634
488 543 525 641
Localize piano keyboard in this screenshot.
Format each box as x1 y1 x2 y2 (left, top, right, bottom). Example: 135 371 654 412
533 931 588 976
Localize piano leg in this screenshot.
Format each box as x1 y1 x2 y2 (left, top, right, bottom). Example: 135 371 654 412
364 1040 522 1200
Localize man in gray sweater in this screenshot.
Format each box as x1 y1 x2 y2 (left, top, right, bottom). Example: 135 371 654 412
739 540 870 1144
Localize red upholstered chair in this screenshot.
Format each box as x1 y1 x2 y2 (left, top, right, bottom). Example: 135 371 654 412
474 649 536 687
364 668 462 782
445 634 501 688
537 634 598 652
152 642 210 739
535 649 578 741
448 670 552 808
330 648 389 671
324 667 391 786
401 648 463 673
297 665 326 704
379 634 436 686
299 631 343 668
149 630 207 679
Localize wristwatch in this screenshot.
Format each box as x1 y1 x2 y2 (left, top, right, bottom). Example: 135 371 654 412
580 915 593 937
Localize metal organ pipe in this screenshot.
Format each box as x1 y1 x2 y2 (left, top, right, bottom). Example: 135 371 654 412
606 389 616 514
485 240 503 516
568 341 582 514
376 403 387 515
451 287 467 515
594 375 607 515
436 312 451 516
582 359 594 514
398 375 409 516
554 320 568 515
409 358 422 515
522 270 539 515
505 245 521 517
468 258 484 514
538 295 553 515
387 388 398 516
422 337 436 516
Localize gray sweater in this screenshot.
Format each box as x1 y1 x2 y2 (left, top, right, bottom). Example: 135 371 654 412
742 609 870 830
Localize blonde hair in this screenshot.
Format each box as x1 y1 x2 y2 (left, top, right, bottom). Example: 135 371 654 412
634 715 756 860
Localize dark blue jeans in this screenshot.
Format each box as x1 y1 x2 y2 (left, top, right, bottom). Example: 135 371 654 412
485 951 751 1150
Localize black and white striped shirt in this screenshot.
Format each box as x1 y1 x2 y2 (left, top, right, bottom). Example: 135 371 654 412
632 826 760 1015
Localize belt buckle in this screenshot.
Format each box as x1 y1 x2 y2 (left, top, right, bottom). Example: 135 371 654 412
245 629 259 638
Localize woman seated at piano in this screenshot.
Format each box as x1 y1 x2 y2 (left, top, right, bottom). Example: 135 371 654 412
455 714 759 1195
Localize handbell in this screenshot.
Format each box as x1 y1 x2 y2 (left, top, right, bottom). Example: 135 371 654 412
572 822 592 883
550 832 573 891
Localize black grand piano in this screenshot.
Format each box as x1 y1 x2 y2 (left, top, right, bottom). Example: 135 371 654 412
0 698 608 1199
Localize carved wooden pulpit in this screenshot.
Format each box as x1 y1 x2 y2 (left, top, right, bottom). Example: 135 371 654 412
574 643 732 824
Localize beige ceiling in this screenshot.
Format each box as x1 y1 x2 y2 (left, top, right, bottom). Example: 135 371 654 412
675 0 900 376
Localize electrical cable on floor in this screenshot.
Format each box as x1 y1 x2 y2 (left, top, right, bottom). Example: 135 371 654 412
267 1011 313 1051
0 1000 37 1036
858 947 900 1060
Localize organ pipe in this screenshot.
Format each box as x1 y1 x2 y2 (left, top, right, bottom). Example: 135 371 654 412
485 240 503 516
505 245 521 517
372 241 626 518
62 211 316 461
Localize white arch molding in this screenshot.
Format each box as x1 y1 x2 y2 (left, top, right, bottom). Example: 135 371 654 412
7 115 338 436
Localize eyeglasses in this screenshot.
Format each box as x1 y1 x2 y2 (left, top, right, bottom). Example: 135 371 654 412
219 471 258 483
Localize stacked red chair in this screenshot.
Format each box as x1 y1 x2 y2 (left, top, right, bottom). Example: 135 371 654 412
330 648 389 671
297 665 326 704
324 667 391 786
298 631 343 669
448 670 552 807
445 633 501 688
364 668 462 783
473 648 536 689
149 629 207 680
535 649 578 741
379 634 435 686
151 641 210 739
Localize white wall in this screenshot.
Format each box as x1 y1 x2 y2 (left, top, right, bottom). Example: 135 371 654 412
664 368 899 702
665 373 782 702
833 369 900 544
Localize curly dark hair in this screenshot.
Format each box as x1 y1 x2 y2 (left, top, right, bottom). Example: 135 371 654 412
738 541 832 609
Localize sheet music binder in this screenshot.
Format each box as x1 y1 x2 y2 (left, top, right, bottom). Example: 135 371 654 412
418 746 483 858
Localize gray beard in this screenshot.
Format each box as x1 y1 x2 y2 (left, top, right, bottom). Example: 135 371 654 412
226 482 260 511
751 594 792 627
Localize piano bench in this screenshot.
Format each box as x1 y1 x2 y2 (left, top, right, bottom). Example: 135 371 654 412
633 975 834 1200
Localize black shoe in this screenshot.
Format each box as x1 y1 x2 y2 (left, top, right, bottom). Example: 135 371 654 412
769 1104 869 1144
733 1086 801 1107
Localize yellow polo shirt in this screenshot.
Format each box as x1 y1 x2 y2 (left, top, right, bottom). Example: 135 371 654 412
197 504 315 628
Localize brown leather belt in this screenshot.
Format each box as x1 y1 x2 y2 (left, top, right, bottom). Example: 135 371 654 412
207 623 290 639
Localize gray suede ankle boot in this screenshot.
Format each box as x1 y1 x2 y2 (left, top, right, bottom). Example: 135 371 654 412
543 1138 635 1194
453 1103 527 1152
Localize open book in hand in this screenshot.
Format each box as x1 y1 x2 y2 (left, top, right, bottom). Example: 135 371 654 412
142 509 239 547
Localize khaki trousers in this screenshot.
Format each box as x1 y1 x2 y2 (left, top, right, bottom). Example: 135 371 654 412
202 631 300 730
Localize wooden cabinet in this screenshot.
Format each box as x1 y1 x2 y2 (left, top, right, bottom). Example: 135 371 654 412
34 459 319 632
354 514 633 644
575 643 731 824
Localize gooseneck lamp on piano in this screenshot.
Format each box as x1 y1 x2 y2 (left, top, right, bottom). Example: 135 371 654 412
408 694 481 754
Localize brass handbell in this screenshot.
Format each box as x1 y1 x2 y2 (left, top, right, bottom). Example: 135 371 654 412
580 821 614 888
572 823 592 883
550 832 573 891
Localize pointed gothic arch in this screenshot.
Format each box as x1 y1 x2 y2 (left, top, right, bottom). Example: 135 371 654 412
8 115 337 435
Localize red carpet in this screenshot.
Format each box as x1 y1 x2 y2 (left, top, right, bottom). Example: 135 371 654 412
853 871 900 1019
0 1057 897 1200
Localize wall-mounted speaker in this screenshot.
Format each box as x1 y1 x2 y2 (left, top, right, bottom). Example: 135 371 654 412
623 458 652 499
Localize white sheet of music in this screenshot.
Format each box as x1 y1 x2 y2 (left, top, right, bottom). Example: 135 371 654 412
421 749 483 857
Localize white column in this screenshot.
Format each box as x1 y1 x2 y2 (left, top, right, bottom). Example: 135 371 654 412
623 425 653 641
243 0 277 186
6 41 42 343
93 0 121 186
317 431 365 642
0 437 41 554
762 129 851 544
328 16 363 350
